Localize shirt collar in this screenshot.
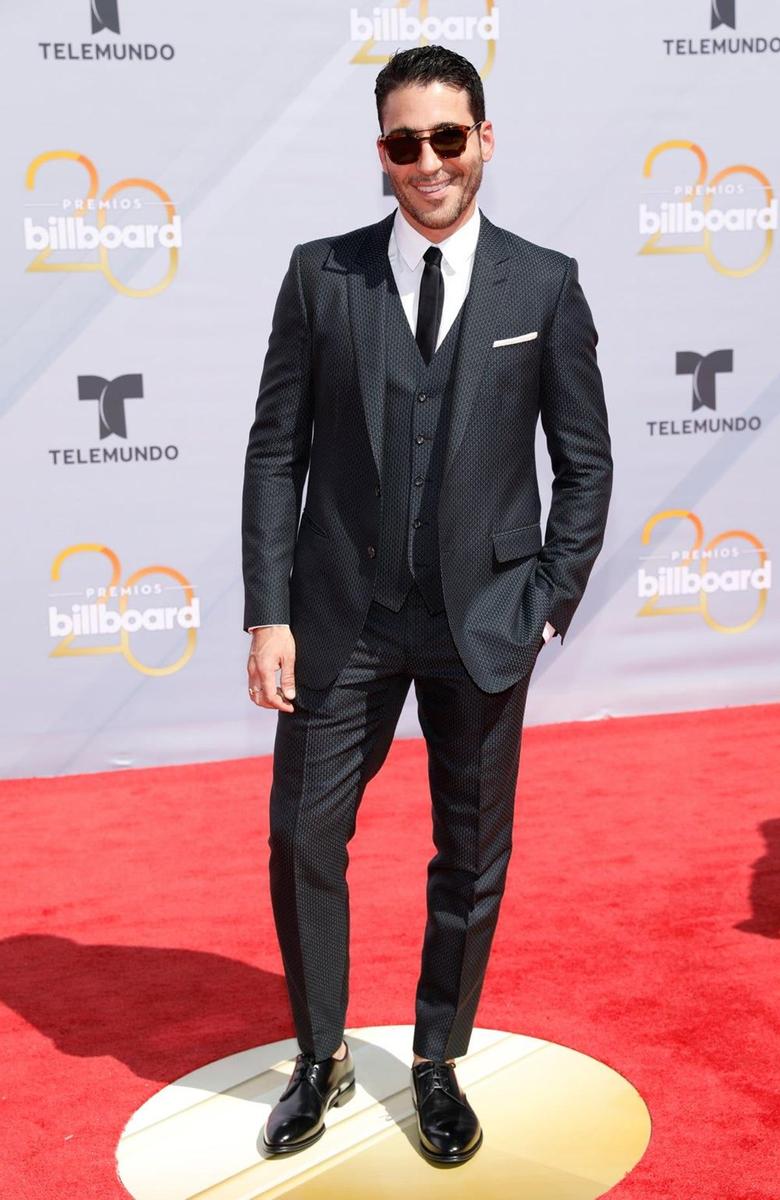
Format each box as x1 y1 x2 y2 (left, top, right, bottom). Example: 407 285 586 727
391 203 481 273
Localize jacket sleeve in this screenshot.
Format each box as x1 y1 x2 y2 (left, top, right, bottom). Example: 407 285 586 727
242 245 313 629
536 256 613 641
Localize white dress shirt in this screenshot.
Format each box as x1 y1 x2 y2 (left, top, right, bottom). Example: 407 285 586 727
388 202 480 351
250 204 554 643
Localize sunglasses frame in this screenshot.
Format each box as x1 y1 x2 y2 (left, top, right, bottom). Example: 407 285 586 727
380 120 484 166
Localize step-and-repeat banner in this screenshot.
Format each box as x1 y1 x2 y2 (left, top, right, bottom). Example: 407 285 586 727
1 1 777 777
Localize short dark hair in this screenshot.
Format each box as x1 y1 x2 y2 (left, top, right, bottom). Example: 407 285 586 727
374 45 485 132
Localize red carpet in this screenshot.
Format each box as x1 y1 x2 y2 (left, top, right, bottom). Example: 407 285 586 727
1 702 778 1199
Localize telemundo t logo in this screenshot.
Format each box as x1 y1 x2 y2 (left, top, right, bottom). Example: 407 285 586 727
78 374 142 439
710 0 736 30
675 350 732 412
91 0 120 35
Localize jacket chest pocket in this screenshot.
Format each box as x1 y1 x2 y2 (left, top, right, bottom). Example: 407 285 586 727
499 334 541 378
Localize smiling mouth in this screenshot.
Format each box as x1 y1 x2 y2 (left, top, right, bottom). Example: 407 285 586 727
413 179 451 197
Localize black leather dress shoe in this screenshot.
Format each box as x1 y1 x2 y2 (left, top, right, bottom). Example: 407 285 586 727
262 1042 355 1155
411 1060 483 1164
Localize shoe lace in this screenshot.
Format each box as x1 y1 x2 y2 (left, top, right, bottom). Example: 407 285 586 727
416 1059 467 1108
429 1061 454 1092
292 1051 323 1090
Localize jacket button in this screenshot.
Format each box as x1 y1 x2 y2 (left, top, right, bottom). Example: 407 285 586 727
367 545 376 558
374 484 381 497
417 392 427 403
415 434 425 445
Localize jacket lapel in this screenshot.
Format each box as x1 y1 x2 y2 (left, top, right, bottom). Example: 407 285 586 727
346 211 395 480
443 212 511 479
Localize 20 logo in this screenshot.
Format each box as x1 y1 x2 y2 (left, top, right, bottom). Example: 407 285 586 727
638 511 770 634
25 150 178 298
640 140 775 277
49 544 198 676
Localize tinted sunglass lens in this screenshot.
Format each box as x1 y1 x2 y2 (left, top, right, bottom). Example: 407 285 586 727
431 128 467 157
385 136 419 165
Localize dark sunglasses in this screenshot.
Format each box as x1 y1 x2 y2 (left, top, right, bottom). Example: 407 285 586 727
380 121 484 166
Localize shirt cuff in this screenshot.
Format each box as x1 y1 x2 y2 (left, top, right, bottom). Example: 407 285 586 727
248 624 290 631
542 621 556 644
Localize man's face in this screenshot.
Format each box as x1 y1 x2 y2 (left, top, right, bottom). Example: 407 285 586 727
377 81 494 235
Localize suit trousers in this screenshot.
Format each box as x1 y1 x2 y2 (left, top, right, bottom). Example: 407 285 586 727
267 580 536 1062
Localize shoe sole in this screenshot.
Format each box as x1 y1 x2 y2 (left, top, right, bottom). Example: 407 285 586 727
262 1078 356 1156
418 1127 484 1166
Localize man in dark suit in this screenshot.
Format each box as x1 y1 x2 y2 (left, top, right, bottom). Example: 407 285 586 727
242 45 612 1164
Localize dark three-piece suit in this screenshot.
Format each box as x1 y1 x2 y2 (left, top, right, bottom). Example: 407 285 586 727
242 208 612 1062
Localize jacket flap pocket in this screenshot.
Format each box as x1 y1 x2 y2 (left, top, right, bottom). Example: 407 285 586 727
300 509 330 539
492 523 542 562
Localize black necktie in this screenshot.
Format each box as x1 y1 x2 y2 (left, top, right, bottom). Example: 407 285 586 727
415 246 444 365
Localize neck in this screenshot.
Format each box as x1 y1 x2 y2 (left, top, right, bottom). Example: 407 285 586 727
398 198 477 243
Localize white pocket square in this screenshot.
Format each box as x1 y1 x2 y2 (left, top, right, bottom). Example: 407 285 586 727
493 331 538 347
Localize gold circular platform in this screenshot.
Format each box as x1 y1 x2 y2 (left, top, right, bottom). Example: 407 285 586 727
116 1025 651 1199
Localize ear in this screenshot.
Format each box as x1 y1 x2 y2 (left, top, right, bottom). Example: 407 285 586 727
479 119 495 162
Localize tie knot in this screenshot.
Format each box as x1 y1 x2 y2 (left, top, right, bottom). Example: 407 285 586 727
423 245 442 268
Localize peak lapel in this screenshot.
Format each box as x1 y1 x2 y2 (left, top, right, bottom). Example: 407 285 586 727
443 213 511 479
347 212 395 480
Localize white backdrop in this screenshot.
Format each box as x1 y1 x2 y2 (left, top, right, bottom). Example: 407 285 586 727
1 0 777 778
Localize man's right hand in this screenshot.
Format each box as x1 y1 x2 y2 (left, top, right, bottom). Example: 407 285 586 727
247 626 297 713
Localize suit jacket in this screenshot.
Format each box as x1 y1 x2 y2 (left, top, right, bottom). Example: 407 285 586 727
242 209 613 693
